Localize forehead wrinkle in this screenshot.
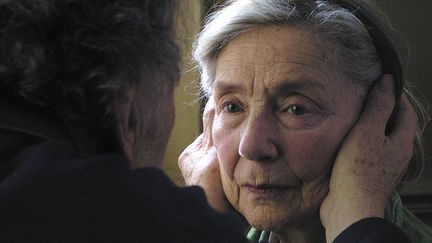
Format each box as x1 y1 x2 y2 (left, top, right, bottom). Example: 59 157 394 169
269 80 325 93
215 26 332 104
268 54 332 87
248 60 268 103
215 39 258 98
251 62 327 106
271 49 326 70
261 50 326 100
213 80 247 97
214 59 254 97
275 60 324 70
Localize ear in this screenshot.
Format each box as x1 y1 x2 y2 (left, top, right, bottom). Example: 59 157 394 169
116 90 137 163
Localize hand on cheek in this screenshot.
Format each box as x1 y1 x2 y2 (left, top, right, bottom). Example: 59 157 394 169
320 74 418 242
178 98 232 212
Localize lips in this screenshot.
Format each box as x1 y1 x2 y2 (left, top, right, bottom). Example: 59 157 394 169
242 184 292 197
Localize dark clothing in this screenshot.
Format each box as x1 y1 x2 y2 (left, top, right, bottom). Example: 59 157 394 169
0 99 247 243
249 217 412 243
0 141 247 243
334 218 412 243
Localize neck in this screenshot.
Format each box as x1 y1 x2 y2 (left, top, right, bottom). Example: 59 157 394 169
271 217 325 243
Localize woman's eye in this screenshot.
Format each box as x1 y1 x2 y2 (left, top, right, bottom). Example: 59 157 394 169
286 105 308 116
223 103 242 113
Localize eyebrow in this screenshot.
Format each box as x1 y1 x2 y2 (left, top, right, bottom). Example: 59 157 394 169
271 80 326 96
213 81 246 95
213 79 329 111
213 79 326 96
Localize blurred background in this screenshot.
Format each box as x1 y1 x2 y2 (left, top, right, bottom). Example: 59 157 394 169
164 0 432 225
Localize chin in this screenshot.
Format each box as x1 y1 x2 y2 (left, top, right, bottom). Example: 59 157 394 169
243 204 319 232
242 205 294 231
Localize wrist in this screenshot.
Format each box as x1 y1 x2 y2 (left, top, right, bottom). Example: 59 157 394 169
322 193 386 242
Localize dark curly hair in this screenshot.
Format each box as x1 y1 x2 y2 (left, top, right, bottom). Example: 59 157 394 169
0 0 180 152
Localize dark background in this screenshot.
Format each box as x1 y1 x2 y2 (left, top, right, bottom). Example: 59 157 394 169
379 0 432 225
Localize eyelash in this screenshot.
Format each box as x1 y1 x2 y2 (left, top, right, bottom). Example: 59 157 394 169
221 102 309 117
218 92 314 118
222 102 243 113
285 104 309 116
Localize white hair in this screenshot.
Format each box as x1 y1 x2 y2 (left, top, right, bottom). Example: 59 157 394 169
194 0 386 96
193 0 430 184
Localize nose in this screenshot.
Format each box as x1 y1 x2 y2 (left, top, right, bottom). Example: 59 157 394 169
238 112 278 162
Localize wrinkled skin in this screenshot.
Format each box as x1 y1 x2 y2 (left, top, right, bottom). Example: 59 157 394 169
320 82 417 241
120 78 176 169
179 26 417 243
178 98 230 211
211 26 365 242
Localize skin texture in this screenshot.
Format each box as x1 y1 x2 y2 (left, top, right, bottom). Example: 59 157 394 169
212 26 364 241
178 98 231 212
320 80 417 242
119 79 175 169
179 26 417 243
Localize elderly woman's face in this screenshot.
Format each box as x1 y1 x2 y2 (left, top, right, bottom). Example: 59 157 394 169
212 26 366 230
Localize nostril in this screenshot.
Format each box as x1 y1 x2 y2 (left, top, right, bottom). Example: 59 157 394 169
238 139 279 162
256 154 277 163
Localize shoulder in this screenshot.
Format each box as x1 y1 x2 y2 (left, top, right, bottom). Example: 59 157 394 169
0 142 247 242
386 192 432 243
401 207 432 243
127 167 248 242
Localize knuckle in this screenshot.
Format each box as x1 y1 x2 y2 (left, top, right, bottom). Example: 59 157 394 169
178 151 189 167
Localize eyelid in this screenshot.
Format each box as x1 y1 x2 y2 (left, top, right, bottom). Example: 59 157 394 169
285 104 309 116
279 97 310 110
222 100 243 111
218 95 244 112
279 91 324 111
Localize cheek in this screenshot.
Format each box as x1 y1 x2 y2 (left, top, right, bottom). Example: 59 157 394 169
284 129 346 180
212 116 240 180
213 115 243 208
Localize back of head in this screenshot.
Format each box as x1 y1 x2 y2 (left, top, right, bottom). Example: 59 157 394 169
0 0 180 153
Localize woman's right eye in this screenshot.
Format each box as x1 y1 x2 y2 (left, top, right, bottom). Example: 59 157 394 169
223 103 242 113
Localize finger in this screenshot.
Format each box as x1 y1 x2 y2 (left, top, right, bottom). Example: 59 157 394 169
354 74 396 137
202 97 216 146
178 134 201 164
388 93 418 142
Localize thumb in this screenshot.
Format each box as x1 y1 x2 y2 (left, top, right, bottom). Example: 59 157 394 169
354 74 396 137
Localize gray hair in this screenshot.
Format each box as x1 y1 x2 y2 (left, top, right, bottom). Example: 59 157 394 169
194 0 429 184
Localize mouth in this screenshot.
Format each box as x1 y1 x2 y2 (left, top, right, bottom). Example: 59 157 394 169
242 184 292 198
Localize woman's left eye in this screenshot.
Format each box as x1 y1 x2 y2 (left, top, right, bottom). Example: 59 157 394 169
286 105 309 116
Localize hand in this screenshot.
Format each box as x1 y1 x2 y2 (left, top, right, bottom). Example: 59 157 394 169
178 98 231 212
320 75 418 242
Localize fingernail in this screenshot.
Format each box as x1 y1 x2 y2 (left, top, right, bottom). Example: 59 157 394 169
377 74 395 95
